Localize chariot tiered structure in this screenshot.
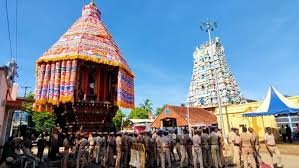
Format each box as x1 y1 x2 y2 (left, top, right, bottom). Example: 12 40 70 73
33 1 134 133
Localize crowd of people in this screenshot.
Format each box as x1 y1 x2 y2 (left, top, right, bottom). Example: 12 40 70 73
0 126 283 168
0 133 48 168
279 123 299 143
58 126 281 168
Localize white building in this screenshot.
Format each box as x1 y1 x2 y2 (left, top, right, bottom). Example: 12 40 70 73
188 37 243 107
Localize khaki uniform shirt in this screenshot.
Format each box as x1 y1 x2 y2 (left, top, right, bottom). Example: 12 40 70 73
131 136 137 144
210 131 219 145
228 131 236 144
156 136 162 148
201 133 209 145
240 133 253 147
192 134 201 147
63 138 70 149
88 136 95 146
144 136 152 149
115 136 122 148
80 138 88 149
161 135 171 148
232 134 240 145
137 134 144 143
121 134 128 147
177 134 185 145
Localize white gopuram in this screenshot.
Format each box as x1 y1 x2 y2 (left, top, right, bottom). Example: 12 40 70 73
188 37 243 107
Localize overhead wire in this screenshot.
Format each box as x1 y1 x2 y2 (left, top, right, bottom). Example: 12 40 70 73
5 0 13 59
15 0 19 61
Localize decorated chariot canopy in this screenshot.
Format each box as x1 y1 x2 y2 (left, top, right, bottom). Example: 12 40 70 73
34 1 134 111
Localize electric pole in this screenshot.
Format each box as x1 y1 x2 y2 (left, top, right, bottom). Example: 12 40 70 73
200 20 226 138
21 86 31 97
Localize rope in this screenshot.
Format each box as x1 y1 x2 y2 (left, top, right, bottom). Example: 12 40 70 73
5 0 13 59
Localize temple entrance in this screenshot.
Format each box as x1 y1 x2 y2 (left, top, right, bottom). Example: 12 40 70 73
162 118 177 127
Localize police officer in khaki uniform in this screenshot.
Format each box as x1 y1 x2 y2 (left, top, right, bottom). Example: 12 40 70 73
240 127 256 168
174 130 182 161
62 134 70 168
201 129 210 167
107 132 115 167
95 132 102 164
192 130 203 168
101 132 108 167
232 128 241 167
178 130 187 168
88 132 95 162
248 127 260 165
168 130 176 162
228 128 236 164
121 132 129 168
217 129 225 166
115 132 122 168
265 127 282 167
155 131 162 167
76 134 89 168
144 132 154 168
161 131 172 168
184 130 193 166
209 127 222 168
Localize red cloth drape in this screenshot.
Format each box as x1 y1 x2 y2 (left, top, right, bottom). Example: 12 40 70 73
103 71 107 100
95 69 101 101
82 68 89 98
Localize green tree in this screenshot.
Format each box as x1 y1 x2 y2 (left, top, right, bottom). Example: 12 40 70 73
112 109 125 129
155 104 167 116
128 107 148 119
32 112 55 132
139 99 153 118
22 92 55 133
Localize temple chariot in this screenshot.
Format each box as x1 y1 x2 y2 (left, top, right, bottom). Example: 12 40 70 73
33 1 134 133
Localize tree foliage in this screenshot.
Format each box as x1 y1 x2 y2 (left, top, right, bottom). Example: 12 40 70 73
155 104 167 116
139 99 153 113
128 107 149 119
32 112 55 132
22 92 54 133
112 109 125 129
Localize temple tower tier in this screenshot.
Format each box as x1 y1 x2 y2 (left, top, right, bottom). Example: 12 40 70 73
33 2 135 133
188 37 243 107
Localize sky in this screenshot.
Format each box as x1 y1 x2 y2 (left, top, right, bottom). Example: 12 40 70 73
0 0 299 111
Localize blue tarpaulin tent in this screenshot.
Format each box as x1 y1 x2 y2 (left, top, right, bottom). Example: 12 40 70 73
243 87 299 117
243 86 299 131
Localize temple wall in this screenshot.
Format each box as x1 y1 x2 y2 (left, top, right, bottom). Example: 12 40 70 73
211 96 299 140
0 71 8 146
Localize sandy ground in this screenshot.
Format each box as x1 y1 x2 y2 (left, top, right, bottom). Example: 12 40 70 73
258 153 299 168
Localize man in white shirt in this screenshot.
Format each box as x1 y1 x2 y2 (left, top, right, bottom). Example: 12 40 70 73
265 127 282 167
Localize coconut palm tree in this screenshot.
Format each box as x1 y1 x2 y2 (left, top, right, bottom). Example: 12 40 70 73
139 99 153 118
